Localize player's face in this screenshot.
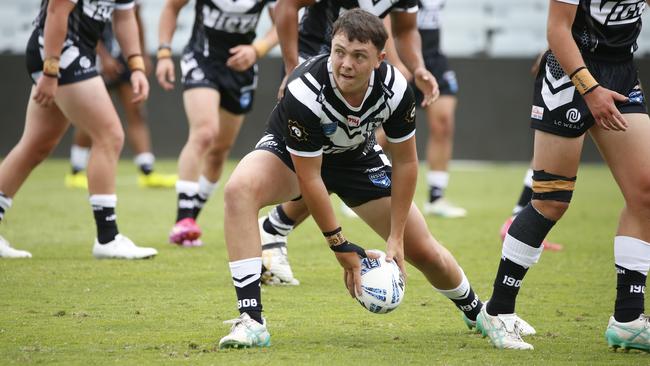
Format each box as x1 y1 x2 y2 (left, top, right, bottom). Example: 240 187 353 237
330 33 385 97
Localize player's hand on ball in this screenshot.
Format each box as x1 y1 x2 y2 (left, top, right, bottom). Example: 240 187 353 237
385 236 406 279
336 247 379 298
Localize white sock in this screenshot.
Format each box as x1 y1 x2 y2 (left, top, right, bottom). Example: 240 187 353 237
70 145 90 172
427 170 449 189
134 152 155 168
198 175 219 200
615 236 650 276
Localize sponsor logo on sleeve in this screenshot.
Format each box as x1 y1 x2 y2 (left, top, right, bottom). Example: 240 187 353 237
531 105 544 120
406 103 416 123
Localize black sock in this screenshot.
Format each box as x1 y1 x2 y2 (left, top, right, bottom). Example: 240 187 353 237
262 218 280 235
451 287 482 321
264 205 295 236
614 265 646 322
176 193 196 222
0 192 8 222
231 260 264 324
139 164 153 175
93 206 119 244
429 185 443 203
487 258 528 315
515 186 533 213
193 195 207 219
72 167 84 174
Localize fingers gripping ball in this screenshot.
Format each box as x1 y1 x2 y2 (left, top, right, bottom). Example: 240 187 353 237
356 250 405 314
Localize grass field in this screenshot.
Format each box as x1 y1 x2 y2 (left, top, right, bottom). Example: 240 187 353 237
0 159 646 365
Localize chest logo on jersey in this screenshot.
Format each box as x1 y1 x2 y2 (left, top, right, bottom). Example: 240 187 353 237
593 0 645 26
202 4 261 34
347 115 361 127
288 120 309 142
83 0 115 22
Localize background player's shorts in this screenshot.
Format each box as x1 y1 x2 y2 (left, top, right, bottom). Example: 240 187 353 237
25 30 99 85
180 50 257 115
255 133 393 207
413 52 458 105
531 51 647 137
101 55 131 89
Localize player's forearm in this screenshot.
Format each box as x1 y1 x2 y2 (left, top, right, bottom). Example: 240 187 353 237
547 1 583 75
275 0 301 74
297 174 340 234
113 9 141 57
135 4 147 54
43 0 74 59
394 30 425 73
388 142 418 240
158 1 184 46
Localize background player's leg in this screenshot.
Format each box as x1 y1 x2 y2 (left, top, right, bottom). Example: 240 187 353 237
169 88 220 246
65 128 92 189
423 95 466 218
591 113 650 351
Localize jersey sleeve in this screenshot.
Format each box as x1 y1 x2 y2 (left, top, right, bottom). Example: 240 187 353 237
115 0 136 11
282 80 326 157
391 0 418 13
382 65 416 143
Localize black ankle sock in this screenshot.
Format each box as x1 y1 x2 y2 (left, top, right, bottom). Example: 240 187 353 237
450 287 482 321
93 206 119 244
139 164 153 175
428 185 443 203
614 265 646 322
193 195 207 219
234 279 263 324
263 218 280 235
176 193 196 222
516 186 533 210
487 258 528 315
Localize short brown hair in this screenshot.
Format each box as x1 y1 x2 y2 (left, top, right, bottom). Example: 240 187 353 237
331 9 388 52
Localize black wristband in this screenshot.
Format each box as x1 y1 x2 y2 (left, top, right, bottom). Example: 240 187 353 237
322 227 342 237
330 240 367 258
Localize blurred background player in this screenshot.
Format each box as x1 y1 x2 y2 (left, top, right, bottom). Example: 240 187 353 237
416 0 466 218
65 1 176 190
255 0 439 285
477 0 650 350
156 0 278 247
1 0 158 259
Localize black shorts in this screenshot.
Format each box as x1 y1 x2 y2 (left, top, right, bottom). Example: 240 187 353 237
25 30 99 85
180 50 257 115
254 133 393 207
413 52 458 105
102 55 131 89
531 51 647 137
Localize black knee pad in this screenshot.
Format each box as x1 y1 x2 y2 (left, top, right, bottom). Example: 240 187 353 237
531 170 576 203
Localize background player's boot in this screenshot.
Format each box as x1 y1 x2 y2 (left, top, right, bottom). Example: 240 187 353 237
65 172 88 189
219 313 271 349
605 315 650 352
259 217 299 285
138 172 177 188
169 218 202 246
424 198 467 218
92 234 157 259
0 235 32 258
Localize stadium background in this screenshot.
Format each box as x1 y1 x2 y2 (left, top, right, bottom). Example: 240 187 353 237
2 0 650 161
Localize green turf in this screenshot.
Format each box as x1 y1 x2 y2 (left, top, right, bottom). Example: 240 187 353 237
0 159 645 365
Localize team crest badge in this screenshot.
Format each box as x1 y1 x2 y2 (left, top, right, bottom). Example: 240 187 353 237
288 120 308 142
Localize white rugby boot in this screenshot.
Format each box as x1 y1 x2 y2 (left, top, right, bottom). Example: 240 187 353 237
605 314 650 352
0 235 32 258
259 217 299 285
219 313 271 349
476 306 534 350
92 234 158 259
423 198 467 218
464 311 536 336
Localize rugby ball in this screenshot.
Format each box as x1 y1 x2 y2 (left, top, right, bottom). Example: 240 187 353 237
356 250 405 314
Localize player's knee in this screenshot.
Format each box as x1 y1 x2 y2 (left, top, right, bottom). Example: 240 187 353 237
224 174 260 212
531 169 576 220
189 122 216 151
208 141 234 162
429 113 454 138
627 172 650 212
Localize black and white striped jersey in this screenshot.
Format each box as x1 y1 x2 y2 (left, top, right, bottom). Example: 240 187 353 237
185 0 276 62
34 0 135 52
557 0 645 61
417 0 445 56
268 54 416 160
298 0 418 58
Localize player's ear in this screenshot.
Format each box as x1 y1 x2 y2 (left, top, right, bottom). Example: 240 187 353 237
376 50 386 68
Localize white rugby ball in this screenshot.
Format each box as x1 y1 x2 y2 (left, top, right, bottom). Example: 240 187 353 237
356 250 405 314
